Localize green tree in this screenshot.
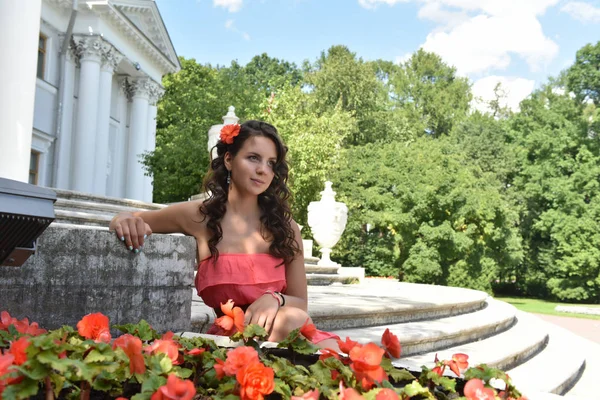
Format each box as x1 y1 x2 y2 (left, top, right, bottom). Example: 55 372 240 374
391 49 472 137
332 137 522 291
303 46 403 145
509 85 600 301
566 41 600 105
257 84 356 225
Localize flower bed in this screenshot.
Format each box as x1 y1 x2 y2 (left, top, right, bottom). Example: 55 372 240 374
0 305 526 400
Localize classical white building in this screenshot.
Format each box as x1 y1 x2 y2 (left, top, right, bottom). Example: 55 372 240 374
0 0 179 202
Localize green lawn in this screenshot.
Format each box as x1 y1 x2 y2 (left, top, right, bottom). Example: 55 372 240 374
495 296 600 320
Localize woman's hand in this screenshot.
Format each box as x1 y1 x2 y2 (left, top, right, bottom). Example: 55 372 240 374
244 293 281 334
109 213 152 252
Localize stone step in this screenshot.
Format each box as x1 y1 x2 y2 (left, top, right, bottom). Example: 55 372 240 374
189 280 489 334
52 188 165 211
307 280 487 331
54 198 159 216
390 308 548 372
304 265 339 274
507 315 587 396
54 209 113 227
306 274 360 286
564 331 600 398
304 256 320 265
331 298 515 357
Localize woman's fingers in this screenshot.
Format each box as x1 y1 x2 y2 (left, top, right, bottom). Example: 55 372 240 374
114 217 148 253
244 310 253 327
264 315 275 334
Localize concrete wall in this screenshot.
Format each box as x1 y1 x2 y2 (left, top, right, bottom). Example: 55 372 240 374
0 225 196 334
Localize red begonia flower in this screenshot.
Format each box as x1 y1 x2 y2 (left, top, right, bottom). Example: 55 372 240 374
446 353 469 376
150 374 195 400
214 358 226 380
220 124 241 145
337 337 361 355
113 334 146 374
215 300 245 336
319 348 341 362
8 337 30 366
349 342 388 390
381 328 401 359
464 379 496 400
338 382 366 400
452 353 469 370
186 348 205 356
224 346 259 377
375 388 400 400
0 311 46 336
236 361 275 400
144 336 181 365
77 313 111 343
299 318 317 341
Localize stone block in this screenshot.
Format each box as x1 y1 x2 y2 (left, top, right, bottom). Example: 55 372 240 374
0 225 196 334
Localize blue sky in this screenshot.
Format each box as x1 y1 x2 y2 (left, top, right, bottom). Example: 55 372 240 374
155 0 600 111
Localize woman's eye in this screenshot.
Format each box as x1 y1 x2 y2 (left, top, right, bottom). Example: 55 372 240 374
268 161 275 167
249 155 258 161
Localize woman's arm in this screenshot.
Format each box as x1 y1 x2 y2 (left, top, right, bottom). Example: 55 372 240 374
280 220 308 311
109 200 205 250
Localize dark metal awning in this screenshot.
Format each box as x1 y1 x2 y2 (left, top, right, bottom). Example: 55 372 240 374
0 178 57 266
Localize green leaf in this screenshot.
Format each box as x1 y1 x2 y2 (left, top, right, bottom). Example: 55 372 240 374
273 378 293 398
381 358 415 382
243 324 269 340
113 320 159 341
401 380 433 399
85 349 114 363
140 372 166 394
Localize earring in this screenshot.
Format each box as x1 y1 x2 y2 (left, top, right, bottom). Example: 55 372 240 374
226 171 231 185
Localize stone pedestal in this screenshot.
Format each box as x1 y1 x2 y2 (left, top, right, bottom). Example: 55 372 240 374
0 226 196 334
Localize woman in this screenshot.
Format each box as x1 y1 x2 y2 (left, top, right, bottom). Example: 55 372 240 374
109 120 338 348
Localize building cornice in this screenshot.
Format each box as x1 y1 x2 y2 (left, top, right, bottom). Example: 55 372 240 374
77 2 176 75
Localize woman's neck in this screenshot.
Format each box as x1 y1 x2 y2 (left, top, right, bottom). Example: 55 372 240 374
226 187 260 218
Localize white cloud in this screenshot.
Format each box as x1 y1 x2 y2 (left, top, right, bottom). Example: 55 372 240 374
214 0 243 12
358 0 409 9
224 19 251 41
378 0 560 76
421 12 559 75
561 1 600 23
471 75 536 113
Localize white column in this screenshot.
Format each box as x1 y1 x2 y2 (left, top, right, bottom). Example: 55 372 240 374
143 105 158 203
54 41 77 189
71 36 103 193
0 1 42 182
93 44 123 195
125 77 152 200
143 85 164 203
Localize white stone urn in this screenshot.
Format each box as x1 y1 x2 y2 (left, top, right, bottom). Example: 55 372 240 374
307 181 348 268
207 106 239 160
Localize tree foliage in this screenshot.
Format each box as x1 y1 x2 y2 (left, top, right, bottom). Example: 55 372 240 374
331 138 522 292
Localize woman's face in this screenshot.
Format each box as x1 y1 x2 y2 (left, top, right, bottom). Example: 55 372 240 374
226 135 278 196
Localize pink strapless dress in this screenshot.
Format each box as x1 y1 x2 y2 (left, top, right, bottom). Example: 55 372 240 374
195 253 338 344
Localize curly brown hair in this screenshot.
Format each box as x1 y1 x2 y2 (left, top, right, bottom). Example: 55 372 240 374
200 120 300 266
